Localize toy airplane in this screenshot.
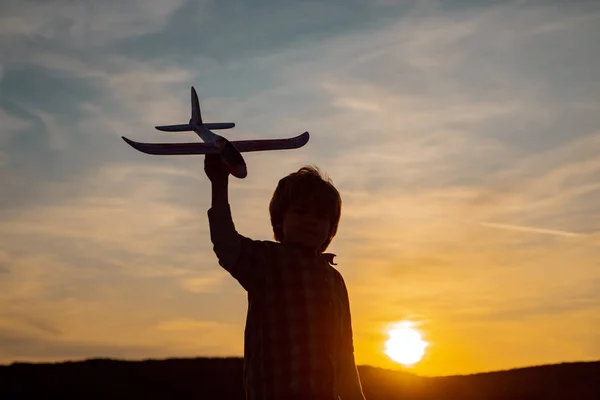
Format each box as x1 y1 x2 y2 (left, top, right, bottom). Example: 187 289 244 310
121 86 309 178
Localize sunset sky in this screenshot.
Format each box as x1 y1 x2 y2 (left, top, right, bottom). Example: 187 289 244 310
1 0 599 377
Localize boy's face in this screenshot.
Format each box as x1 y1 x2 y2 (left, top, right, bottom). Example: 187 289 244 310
281 199 331 253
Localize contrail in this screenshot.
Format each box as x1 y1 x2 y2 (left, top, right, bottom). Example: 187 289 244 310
480 222 586 237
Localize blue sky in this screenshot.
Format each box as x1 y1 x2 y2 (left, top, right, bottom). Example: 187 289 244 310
1 0 599 376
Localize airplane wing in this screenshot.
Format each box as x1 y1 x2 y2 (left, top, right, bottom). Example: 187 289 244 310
122 136 220 155
231 131 309 152
122 131 309 155
155 124 193 132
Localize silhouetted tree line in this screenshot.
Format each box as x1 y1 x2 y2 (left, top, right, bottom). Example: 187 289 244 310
0 357 598 399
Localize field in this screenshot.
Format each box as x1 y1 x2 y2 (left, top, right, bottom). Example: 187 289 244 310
1 358 598 399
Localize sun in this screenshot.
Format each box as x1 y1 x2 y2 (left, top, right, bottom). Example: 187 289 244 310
385 321 429 366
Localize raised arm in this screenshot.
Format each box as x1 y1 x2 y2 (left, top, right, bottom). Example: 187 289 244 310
207 173 241 269
205 155 265 291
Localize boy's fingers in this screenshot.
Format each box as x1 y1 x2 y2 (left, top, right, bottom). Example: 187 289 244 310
204 154 219 164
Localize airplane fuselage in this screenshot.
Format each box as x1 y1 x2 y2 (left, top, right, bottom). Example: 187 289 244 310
190 120 248 178
190 120 218 143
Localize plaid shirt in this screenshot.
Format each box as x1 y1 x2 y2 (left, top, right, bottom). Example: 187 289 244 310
208 204 355 400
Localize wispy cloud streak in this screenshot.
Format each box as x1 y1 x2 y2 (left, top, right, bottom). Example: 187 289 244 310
480 222 587 237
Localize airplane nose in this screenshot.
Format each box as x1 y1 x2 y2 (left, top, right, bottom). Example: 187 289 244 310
234 164 247 179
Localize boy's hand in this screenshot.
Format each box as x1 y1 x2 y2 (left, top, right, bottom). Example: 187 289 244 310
204 154 229 183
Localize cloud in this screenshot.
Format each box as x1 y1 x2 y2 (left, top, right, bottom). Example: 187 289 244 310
178 271 229 294
0 227 245 364
0 328 167 364
0 313 62 336
0 106 32 164
0 0 187 46
155 318 230 332
480 222 587 238
113 0 416 66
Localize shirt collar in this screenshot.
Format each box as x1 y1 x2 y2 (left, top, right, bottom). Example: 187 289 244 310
283 243 338 265
322 253 337 265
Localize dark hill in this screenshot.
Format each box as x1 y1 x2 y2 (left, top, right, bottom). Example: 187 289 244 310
0 357 598 399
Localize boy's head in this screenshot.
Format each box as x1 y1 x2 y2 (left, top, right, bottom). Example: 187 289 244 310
269 165 341 254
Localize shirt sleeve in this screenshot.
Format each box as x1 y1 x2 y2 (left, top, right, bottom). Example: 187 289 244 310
207 203 270 292
339 277 355 354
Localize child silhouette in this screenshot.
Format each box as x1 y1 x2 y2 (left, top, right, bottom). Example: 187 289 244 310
206 154 365 400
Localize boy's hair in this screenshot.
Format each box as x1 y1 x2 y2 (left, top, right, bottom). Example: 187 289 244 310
269 165 342 253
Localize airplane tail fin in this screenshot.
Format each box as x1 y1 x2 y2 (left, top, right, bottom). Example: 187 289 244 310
191 86 202 125
154 86 235 133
